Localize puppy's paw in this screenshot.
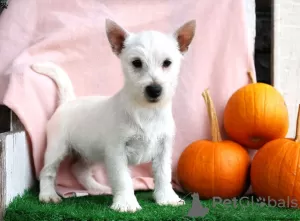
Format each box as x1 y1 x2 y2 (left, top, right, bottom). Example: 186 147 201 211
111 193 142 213
39 191 62 204
154 188 185 206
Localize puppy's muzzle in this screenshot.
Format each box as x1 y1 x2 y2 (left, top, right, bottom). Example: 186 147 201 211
145 84 162 102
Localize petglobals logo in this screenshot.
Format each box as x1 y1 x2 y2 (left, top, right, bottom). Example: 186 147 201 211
212 196 299 208
185 193 299 219
186 193 210 218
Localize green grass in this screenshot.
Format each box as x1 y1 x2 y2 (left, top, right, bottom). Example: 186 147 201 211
5 187 300 221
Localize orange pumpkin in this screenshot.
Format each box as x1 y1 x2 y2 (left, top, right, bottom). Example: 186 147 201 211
177 89 250 199
251 104 300 207
223 71 289 149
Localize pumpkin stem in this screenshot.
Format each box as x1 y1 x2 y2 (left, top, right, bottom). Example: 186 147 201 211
202 89 222 142
247 71 256 84
295 104 300 142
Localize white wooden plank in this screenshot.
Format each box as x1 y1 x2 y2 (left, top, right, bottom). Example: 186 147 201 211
4 131 34 206
273 0 300 137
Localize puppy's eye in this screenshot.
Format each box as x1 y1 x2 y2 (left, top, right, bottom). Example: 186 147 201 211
162 59 172 68
132 59 143 68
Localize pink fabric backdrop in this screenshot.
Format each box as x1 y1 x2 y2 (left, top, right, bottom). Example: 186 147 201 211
0 0 255 197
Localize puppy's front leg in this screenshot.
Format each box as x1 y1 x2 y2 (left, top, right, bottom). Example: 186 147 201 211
152 136 184 206
105 144 141 213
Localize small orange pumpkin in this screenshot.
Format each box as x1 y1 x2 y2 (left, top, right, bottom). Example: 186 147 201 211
177 89 250 199
223 71 289 149
251 104 300 207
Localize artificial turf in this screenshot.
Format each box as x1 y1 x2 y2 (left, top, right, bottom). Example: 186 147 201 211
5 187 300 221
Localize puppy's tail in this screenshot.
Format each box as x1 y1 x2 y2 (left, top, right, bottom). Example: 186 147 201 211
30 62 76 105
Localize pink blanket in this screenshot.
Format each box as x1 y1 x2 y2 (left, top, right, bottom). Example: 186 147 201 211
0 0 256 197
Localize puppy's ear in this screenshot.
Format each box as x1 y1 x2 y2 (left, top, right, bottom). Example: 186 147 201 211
174 20 196 53
105 19 129 55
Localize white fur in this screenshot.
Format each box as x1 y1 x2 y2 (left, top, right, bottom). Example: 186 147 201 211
31 19 196 213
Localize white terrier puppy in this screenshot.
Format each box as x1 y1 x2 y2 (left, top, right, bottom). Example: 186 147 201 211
31 18 196 213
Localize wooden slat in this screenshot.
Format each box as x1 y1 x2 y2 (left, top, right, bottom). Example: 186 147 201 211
273 0 300 137
0 133 7 219
0 131 34 219
4 132 34 207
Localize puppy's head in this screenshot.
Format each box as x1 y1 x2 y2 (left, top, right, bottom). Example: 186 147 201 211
105 19 196 106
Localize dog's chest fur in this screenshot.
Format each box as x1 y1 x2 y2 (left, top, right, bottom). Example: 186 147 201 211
123 107 173 165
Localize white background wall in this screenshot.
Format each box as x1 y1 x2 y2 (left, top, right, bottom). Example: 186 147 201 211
273 0 300 138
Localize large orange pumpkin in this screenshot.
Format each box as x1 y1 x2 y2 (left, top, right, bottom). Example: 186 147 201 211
223 71 289 149
251 104 300 207
177 89 250 199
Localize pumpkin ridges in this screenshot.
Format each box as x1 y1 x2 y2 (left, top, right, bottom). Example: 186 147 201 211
212 142 217 197
198 142 247 198
253 85 269 140
262 86 288 138
224 82 289 149
177 141 202 191
251 103 300 207
204 141 215 198
291 143 300 197
246 84 257 143
216 142 244 197
275 141 293 199
222 141 249 197
177 140 213 193
248 85 283 144
193 141 208 194
251 139 289 198
276 142 300 204
251 140 268 195
224 70 289 149
236 143 250 195
278 143 295 203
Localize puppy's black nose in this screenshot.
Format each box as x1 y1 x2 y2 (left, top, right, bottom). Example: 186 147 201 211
145 84 162 99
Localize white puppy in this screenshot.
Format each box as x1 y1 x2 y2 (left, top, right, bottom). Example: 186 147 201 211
31 19 196 213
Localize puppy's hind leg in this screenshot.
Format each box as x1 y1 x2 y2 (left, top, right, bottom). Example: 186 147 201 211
72 159 110 194
39 138 69 203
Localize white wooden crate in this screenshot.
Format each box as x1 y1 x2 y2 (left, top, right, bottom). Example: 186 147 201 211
0 113 34 218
